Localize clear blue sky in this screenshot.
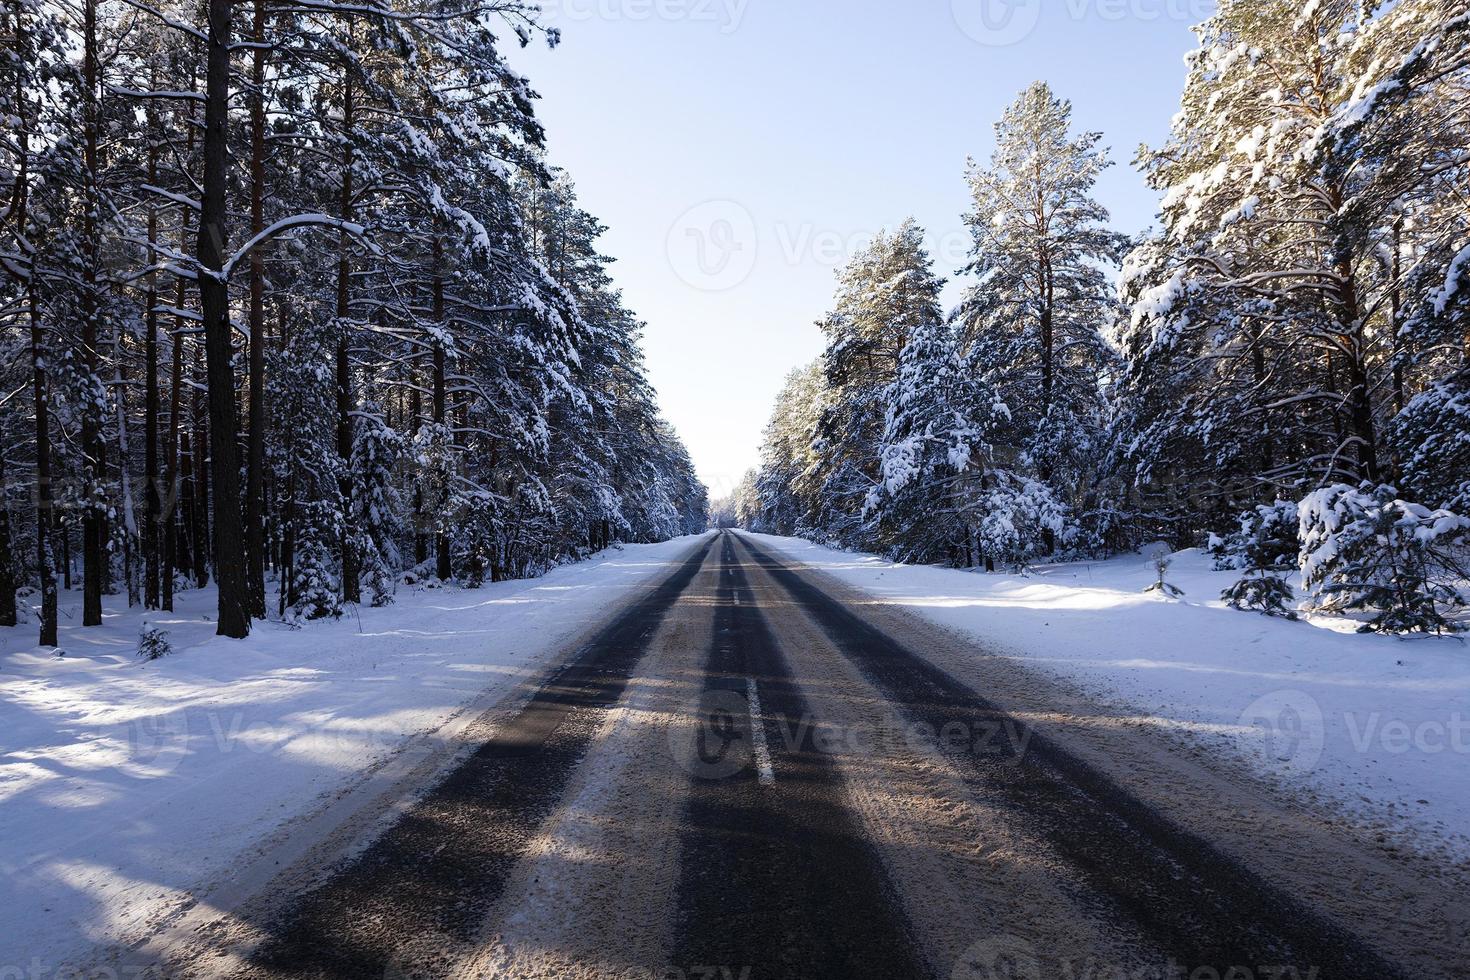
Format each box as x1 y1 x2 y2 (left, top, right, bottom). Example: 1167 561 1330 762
509 0 1215 496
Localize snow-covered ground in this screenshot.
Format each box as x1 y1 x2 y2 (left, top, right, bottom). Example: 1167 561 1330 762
0 534 708 971
746 532 1470 860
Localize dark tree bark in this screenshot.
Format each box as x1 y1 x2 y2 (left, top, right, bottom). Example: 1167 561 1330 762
191 353 210 588
21 190 54 640
243 0 268 617
143 90 162 610
31 288 58 647
335 59 360 604
410 357 426 566
433 338 451 582
12 2 56 645
198 0 250 637
0 449 15 627
1038 245 1054 415
0 2 21 628
80 0 104 627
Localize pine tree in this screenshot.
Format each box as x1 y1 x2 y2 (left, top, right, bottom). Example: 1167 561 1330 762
753 363 828 537
814 221 943 547
1299 483 1469 634
866 305 997 565
1220 501 1300 619
352 405 406 607
960 81 1125 535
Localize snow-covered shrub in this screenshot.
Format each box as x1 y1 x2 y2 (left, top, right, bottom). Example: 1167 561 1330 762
1211 500 1298 571
288 503 342 621
352 405 406 608
1206 531 1245 571
1143 551 1185 598
1222 573 1297 620
1221 500 1300 618
1390 370 1470 514
971 470 1072 571
1298 483 1470 634
136 623 173 661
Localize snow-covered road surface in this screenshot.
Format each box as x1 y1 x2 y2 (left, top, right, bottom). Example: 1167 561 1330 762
0 535 714 972
749 532 1470 862
52 530 1468 979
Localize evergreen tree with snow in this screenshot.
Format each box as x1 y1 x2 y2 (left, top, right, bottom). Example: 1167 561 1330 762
1220 501 1301 619
959 82 1125 547
1299 483 1469 634
351 405 406 607
814 220 945 547
866 306 998 565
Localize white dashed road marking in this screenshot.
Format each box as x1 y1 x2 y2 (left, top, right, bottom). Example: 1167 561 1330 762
746 677 776 786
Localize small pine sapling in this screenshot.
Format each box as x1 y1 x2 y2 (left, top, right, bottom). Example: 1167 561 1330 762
1144 551 1185 598
137 623 173 661
1299 483 1470 634
1222 501 1300 619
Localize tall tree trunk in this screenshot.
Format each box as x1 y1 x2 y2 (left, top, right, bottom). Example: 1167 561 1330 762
32 287 57 647
0 449 15 627
60 514 70 591
113 322 140 608
15 28 58 643
80 0 104 627
336 59 360 604
410 360 426 566
433 339 450 581
162 109 195 613
143 92 161 610
198 0 250 637
243 0 268 617
1039 246 1054 415
1249 321 1275 477
163 321 183 612
0 0 24 629
191 351 210 588
1324 183 1379 484
1332 269 1379 484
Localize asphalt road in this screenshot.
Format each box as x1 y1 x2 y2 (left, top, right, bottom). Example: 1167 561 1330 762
132 530 1465 979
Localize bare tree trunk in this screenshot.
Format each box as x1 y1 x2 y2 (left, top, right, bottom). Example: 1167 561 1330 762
243 0 268 617
1038 246 1054 415
410 360 426 566
143 89 161 610
0 449 15 626
335 59 360 604
80 0 104 627
191 351 210 588
198 0 250 637
163 319 183 612
433 338 451 582
113 320 140 608
1322 184 1379 484
31 288 57 646
0 0 22 629
13 1 56 644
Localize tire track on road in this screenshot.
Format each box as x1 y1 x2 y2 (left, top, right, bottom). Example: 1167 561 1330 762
737 534 1412 980
230 536 717 979
671 531 925 980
